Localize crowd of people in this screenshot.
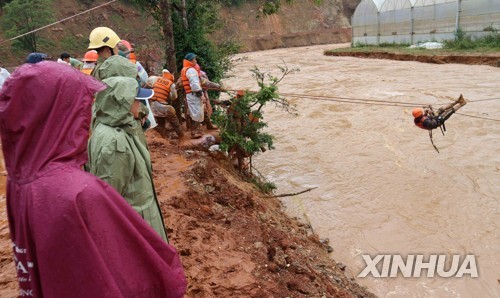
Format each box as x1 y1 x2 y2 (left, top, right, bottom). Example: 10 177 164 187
0 26 203 297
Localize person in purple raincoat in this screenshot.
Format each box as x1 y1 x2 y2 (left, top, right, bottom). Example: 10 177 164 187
0 61 186 297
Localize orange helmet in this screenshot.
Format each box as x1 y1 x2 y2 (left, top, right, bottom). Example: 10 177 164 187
412 108 424 118
236 90 245 98
82 50 98 62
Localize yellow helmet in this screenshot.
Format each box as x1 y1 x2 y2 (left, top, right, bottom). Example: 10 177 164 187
88 27 120 49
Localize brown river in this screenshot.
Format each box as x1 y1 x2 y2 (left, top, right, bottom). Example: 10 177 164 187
223 44 499 297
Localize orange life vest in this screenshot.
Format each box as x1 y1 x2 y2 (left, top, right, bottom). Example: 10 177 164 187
180 59 199 94
129 52 137 64
81 68 93 75
151 77 173 104
162 71 174 82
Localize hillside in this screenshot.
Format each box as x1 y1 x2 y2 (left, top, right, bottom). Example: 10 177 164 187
0 0 360 69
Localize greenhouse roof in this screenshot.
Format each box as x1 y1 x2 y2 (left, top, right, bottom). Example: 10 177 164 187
369 0 459 12
373 0 385 10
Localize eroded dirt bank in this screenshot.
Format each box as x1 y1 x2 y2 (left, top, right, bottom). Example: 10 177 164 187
325 51 500 67
0 131 375 297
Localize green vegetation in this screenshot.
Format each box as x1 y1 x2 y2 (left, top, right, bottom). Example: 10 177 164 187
443 28 500 50
214 65 297 173
0 0 13 7
130 0 239 87
171 1 239 83
250 176 277 194
1 0 55 52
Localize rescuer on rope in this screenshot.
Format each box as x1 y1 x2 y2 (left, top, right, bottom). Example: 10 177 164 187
413 94 467 131
412 94 467 153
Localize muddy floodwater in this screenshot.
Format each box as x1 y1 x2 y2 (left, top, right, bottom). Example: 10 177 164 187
224 44 499 297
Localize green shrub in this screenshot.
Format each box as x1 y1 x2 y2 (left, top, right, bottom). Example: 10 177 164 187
444 30 500 50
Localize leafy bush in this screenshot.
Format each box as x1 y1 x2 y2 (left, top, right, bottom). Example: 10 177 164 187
443 29 500 50
214 64 297 172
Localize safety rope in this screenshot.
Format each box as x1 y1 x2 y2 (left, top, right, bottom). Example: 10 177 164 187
469 97 500 103
0 0 117 45
218 88 500 122
455 112 500 122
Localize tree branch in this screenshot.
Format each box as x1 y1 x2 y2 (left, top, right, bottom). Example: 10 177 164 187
263 187 317 198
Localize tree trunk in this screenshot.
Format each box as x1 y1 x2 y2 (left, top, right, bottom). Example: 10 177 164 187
181 0 189 30
159 0 177 74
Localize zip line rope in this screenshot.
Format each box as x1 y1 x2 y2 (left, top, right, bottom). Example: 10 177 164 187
0 0 117 45
220 88 500 122
454 112 500 122
469 97 500 103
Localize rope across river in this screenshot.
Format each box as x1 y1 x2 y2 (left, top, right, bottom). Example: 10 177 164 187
218 88 500 122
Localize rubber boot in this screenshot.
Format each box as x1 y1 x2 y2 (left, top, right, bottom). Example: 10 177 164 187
190 121 202 139
166 107 184 139
154 117 169 138
204 114 218 130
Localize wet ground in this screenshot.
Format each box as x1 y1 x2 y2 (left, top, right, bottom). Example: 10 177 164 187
224 43 500 297
0 128 375 297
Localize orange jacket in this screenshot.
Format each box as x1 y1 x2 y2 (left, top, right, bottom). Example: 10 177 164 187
180 59 199 94
151 77 173 104
129 52 137 64
81 68 93 75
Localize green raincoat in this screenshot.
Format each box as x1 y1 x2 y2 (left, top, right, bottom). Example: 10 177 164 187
91 55 149 145
88 57 167 241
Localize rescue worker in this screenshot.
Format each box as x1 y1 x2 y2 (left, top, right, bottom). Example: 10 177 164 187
81 50 98 75
0 61 186 297
70 57 83 70
87 27 121 80
149 69 184 139
88 55 169 242
0 67 10 89
413 95 467 130
117 40 148 86
181 53 205 138
26 52 48 64
57 52 71 65
87 27 150 134
195 64 221 130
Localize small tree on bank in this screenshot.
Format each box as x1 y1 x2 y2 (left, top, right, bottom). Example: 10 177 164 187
215 65 297 177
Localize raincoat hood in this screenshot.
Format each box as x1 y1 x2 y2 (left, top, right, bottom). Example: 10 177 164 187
95 76 138 128
0 61 105 182
96 55 137 80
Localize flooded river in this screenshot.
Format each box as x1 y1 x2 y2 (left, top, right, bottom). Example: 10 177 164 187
224 44 499 297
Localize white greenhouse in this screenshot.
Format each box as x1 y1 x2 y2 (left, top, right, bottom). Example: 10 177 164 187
352 0 500 45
